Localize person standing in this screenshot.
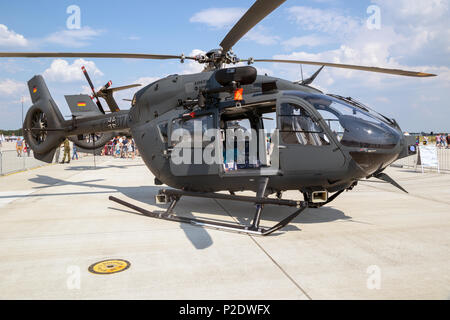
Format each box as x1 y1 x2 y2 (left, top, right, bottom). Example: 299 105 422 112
119 136 124 158
447 134 450 149
72 144 79 160
122 137 129 158
130 139 136 160
16 137 23 157
61 138 71 164
114 140 121 158
25 141 31 157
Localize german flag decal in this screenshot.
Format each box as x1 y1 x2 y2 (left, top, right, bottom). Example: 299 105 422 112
77 102 87 107
32 87 37 93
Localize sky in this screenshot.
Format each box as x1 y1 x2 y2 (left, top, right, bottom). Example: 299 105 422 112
0 0 449 132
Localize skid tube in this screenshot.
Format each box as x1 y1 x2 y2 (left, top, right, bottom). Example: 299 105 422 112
109 189 308 236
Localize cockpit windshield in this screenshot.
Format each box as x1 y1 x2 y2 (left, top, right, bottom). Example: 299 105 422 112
298 93 402 150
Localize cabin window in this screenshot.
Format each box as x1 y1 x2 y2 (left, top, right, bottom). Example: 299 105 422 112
171 114 215 146
279 103 330 146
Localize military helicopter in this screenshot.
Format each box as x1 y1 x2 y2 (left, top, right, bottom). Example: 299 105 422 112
0 0 435 236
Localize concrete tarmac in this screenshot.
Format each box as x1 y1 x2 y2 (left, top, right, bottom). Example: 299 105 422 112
0 156 449 299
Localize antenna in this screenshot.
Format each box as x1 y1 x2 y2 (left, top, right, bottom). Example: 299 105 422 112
300 64 304 83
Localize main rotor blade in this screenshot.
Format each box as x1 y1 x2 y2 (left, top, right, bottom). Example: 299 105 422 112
0 52 196 60
220 0 286 53
250 59 437 77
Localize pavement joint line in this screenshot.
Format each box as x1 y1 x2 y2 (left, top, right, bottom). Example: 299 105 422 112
213 198 312 300
361 183 450 206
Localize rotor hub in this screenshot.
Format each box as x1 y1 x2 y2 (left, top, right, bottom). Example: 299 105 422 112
194 48 240 71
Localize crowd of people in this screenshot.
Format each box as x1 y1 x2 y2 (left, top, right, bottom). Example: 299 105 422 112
417 134 450 148
434 134 450 148
102 136 139 159
57 136 139 164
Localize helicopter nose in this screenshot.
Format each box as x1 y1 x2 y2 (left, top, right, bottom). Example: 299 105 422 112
348 128 403 176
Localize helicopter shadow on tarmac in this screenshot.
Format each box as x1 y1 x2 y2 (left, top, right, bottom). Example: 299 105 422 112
27 174 352 248
212 198 352 235
28 174 215 249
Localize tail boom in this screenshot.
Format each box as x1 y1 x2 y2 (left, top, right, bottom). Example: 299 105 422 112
23 75 131 163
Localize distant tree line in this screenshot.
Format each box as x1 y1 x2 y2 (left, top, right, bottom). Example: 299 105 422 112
0 129 22 136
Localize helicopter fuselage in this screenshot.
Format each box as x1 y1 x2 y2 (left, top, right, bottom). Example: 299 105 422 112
127 70 408 195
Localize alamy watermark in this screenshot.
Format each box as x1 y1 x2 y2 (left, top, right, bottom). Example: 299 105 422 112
169 120 279 171
366 265 381 290
66 5 81 30
66 265 81 290
367 5 381 30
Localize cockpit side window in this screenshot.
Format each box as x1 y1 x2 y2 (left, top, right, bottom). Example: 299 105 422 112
279 103 330 146
317 110 345 142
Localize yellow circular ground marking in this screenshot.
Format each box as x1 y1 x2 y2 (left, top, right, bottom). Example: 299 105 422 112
88 259 130 275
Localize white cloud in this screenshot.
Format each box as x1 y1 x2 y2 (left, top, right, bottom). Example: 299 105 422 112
190 8 245 29
374 0 449 23
288 6 362 37
45 27 103 48
282 35 330 49
0 79 27 95
244 26 280 46
276 3 449 87
43 59 103 83
0 24 28 47
371 0 450 66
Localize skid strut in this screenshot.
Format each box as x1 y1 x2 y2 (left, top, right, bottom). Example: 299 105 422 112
109 185 308 236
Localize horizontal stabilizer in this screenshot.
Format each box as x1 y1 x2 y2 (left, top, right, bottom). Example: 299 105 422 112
65 95 103 118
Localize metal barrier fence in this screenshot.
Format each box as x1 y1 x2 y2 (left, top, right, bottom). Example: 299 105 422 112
392 148 450 172
0 150 50 176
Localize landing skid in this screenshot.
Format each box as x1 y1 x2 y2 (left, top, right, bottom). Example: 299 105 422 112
109 186 308 236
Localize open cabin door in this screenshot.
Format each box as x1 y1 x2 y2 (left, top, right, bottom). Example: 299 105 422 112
218 101 280 177
277 96 346 175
